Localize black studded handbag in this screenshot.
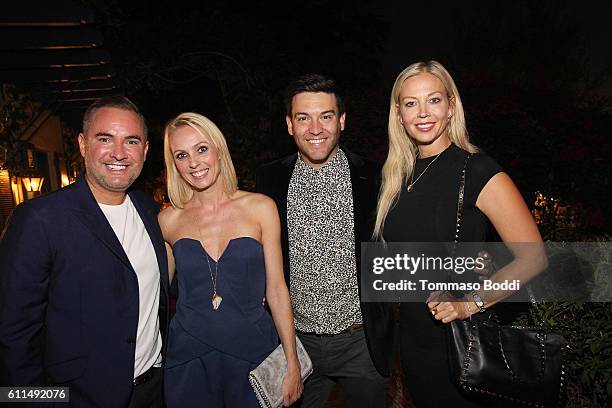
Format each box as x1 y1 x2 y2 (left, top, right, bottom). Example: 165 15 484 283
446 154 568 407
448 310 567 407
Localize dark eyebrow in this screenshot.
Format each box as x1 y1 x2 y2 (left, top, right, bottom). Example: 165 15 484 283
93 133 143 141
293 110 336 118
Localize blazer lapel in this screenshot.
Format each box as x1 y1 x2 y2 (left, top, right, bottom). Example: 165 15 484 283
344 148 380 290
129 192 169 296
71 176 133 270
346 149 367 242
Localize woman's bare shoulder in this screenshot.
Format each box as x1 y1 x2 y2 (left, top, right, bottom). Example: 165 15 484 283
158 205 180 223
234 190 277 212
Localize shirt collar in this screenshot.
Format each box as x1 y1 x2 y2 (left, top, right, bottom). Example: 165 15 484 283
296 148 346 174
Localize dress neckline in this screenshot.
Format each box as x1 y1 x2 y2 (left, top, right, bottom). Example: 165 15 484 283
173 236 262 263
416 143 455 163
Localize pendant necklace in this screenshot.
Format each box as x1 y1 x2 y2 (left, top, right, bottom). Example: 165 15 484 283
198 206 225 311
406 150 444 192
206 251 223 310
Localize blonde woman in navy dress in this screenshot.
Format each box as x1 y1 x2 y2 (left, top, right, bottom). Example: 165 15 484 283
373 61 546 406
159 113 303 407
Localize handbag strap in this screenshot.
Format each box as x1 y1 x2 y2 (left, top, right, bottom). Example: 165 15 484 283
447 154 471 297
453 153 472 246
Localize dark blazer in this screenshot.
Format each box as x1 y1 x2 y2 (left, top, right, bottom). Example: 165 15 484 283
255 148 395 376
0 176 170 407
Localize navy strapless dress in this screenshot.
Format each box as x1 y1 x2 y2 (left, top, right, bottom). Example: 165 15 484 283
164 237 279 408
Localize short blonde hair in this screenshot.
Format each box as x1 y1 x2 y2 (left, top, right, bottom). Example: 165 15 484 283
163 112 238 208
374 61 478 239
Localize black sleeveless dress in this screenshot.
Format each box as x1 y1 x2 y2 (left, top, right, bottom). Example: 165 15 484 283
383 144 502 407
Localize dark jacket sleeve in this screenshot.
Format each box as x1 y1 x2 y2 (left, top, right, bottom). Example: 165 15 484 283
0 204 51 385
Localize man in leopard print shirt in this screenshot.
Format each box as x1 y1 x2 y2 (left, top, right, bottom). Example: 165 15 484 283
256 74 394 408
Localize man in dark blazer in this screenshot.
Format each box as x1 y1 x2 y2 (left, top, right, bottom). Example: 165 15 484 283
0 96 169 407
255 74 394 408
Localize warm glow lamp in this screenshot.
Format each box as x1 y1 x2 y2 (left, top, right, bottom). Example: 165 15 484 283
22 175 44 192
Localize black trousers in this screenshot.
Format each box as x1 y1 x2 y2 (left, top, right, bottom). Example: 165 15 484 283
296 328 387 408
128 367 163 408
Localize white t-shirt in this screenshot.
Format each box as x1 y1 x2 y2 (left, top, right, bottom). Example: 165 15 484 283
99 195 162 378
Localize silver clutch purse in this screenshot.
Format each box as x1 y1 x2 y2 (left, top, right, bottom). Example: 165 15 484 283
249 336 313 408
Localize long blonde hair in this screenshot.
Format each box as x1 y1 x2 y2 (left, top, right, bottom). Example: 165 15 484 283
373 61 478 240
163 112 238 208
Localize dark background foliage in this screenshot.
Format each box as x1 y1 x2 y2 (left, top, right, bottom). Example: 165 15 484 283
80 0 611 233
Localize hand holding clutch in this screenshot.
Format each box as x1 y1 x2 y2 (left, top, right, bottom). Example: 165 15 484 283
249 336 313 408
281 363 304 406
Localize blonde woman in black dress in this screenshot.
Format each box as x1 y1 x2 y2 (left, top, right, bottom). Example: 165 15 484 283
373 61 546 406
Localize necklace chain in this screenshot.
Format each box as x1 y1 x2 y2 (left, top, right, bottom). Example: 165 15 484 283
197 205 225 310
205 251 219 297
407 150 444 192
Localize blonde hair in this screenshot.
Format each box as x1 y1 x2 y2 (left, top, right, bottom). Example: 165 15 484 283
163 112 238 208
373 60 478 240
